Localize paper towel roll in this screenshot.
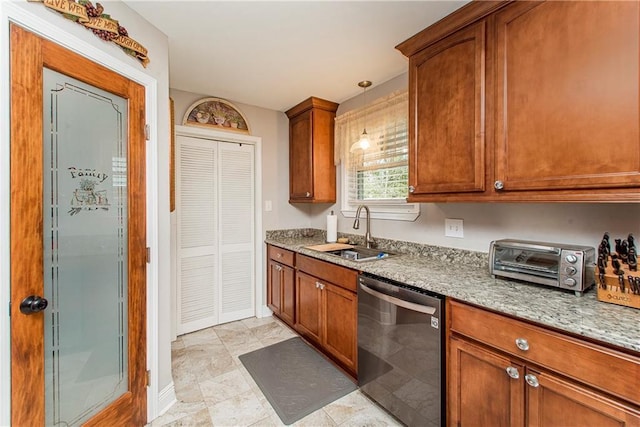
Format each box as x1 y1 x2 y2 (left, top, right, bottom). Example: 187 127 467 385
326 211 337 243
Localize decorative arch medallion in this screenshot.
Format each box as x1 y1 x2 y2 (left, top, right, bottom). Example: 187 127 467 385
182 97 251 134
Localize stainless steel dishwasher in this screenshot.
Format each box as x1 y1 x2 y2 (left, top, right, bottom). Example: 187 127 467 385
358 273 444 427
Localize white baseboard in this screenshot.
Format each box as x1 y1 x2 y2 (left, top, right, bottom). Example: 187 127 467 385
157 382 177 417
258 305 273 318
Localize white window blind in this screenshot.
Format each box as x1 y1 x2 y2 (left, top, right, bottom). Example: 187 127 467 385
335 90 419 221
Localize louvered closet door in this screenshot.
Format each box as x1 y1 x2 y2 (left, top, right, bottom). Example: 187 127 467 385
219 142 255 323
177 135 256 335
177 136 219 334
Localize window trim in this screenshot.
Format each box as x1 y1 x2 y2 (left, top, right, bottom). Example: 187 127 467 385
337 90 419 222
340 162 420 221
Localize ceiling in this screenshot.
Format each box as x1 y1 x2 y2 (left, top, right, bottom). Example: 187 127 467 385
124 1 468 112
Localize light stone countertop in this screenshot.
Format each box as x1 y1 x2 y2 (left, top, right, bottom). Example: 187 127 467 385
265 230 640 354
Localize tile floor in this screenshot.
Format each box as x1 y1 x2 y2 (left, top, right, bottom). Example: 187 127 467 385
150 316 402 427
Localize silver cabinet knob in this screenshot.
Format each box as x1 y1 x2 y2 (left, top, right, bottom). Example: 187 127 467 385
305 191 311 197
408 185 415 193
525 374 539 388
315 281 321 288
505 366 520 379
494 180 504 190
515 338 529 351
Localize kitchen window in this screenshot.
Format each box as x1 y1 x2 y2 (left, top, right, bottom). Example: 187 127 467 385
335 90 419 221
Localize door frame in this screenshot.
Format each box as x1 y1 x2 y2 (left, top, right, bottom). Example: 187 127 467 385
0 3 161 425
173 124 263 339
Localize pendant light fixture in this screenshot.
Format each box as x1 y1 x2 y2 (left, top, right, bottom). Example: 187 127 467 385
351 80 372 152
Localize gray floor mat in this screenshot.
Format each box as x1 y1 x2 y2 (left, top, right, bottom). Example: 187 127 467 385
239 337 357 425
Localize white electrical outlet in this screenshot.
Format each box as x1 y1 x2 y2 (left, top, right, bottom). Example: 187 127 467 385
445 218 464 238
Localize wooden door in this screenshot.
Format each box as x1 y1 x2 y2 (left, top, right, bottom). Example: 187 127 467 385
408 20 486 198
322 283 357 375
10 25 147 426
526 368 640 427
266 260 283 316
280 264 295 327
494 1 640 193
448 337 524 427
289 110 314 201
294 271 322 344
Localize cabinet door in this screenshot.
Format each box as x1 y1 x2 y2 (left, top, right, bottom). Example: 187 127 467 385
289 110 313 200
449 337 524 427
525 369 640 427
408 20 486 197
280 264 295 327
267 259 282 316
295 271 322 343
494 1 640 193
322 282 357 375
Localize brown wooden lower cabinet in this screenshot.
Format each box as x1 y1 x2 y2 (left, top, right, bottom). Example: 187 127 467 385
266 245 295 327
295 255 358 377
448 300 640 427
526 368 640 427
449 337 524 427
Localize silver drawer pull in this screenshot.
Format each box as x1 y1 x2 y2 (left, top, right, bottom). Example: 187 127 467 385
315 281 324 290
505 366 520 379
525 374 539 388
515 338 529 351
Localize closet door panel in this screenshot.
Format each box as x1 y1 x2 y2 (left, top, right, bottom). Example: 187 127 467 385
219 143 255 323
176 136 218 334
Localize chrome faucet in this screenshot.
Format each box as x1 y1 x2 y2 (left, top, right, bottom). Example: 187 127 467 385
353 205 376 248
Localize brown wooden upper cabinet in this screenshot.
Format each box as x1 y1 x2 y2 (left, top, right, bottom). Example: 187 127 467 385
285 97 339 203
397 0 640 202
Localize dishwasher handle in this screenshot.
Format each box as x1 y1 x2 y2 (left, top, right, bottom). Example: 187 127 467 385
359 283 437 315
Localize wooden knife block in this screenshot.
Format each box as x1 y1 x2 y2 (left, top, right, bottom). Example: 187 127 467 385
596 256 640 310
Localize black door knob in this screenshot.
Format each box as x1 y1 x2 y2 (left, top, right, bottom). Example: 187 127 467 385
20 295 48 315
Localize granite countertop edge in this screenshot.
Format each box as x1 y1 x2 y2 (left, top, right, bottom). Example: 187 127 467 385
265 234 640 354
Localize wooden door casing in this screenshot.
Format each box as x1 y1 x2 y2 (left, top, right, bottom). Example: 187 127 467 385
10 24 147 426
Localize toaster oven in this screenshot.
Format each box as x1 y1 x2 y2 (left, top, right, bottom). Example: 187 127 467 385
489 239 596 296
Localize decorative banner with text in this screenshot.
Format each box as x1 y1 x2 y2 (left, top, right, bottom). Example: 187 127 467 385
27 0 150 67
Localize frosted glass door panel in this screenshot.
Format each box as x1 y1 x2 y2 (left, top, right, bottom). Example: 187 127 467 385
42 68 128 426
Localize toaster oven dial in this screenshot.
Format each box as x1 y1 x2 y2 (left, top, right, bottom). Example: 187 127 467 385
563 278 577 287
565 266 577 275
565 254 578 264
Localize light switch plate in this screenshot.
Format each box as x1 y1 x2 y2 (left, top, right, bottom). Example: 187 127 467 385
445 218 464 238
264 200 272 212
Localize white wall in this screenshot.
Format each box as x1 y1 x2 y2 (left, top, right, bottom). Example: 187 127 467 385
0 0 173 423
308 73 640 252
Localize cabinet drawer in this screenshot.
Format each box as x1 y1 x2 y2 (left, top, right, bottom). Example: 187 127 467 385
297 254 358 292
449 300 640 406
268 245 295 267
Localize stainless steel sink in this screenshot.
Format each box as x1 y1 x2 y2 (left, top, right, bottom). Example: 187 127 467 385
324 246 394 262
